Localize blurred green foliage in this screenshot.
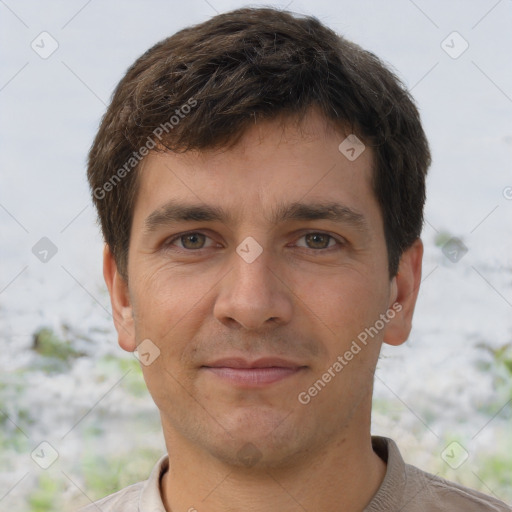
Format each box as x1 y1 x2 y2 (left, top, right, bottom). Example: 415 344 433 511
476 341 512 415
433 230 454 247
28 473 62 512
31 327 84 372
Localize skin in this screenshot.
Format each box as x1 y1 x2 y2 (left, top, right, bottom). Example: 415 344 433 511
104 108 423 512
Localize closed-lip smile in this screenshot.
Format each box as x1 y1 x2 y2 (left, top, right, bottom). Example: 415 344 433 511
202 357 307 387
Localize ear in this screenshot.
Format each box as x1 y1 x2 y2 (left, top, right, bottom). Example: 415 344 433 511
103 244 137 352
383 238 423 346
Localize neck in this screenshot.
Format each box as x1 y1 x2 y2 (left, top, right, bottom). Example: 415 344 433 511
160 422 386 512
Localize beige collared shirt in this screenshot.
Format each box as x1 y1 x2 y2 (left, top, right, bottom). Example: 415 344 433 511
77 437 510 511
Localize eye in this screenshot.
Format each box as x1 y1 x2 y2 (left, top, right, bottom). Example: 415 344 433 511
166 232 216 250
295 232 340 250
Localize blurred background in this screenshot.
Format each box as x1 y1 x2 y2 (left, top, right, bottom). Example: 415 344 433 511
1 0 511 510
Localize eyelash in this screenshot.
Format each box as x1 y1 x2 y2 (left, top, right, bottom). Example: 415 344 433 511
163 231 345 253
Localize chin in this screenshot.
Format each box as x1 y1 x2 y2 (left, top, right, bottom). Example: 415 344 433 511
209 436 307 470
205 407 314 469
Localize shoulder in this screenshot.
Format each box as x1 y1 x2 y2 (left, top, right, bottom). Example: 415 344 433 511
76 481 145 512
404 463 511 511
370 437 510 512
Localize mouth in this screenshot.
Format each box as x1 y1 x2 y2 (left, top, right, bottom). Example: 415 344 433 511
201 357 308 387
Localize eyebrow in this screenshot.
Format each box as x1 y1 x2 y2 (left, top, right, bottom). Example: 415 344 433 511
143 200 368 234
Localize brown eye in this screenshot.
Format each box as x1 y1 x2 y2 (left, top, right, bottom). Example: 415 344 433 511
303 233 334 249
166 232 209 251
179 233 206 249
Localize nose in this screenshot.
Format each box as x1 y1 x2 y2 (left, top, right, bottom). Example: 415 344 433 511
213 247 293 330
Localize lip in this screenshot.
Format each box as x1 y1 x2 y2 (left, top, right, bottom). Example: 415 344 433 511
204 357 304 369
201 357 307 387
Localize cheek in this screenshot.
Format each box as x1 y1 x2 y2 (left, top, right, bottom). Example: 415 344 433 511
131 269 207 406
132 264 207 325
297 269 388 342
129 264 221 369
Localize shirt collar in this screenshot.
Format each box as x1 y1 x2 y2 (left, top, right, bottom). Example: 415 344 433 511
139 453 169 511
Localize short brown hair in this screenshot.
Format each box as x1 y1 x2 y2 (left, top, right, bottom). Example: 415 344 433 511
87 7 431 279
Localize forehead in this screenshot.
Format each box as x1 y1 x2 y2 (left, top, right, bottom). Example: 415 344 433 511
132 110 381 233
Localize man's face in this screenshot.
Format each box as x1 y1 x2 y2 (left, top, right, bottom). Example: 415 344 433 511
110 110 409 468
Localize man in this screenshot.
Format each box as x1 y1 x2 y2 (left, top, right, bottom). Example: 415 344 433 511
81 6 510 511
